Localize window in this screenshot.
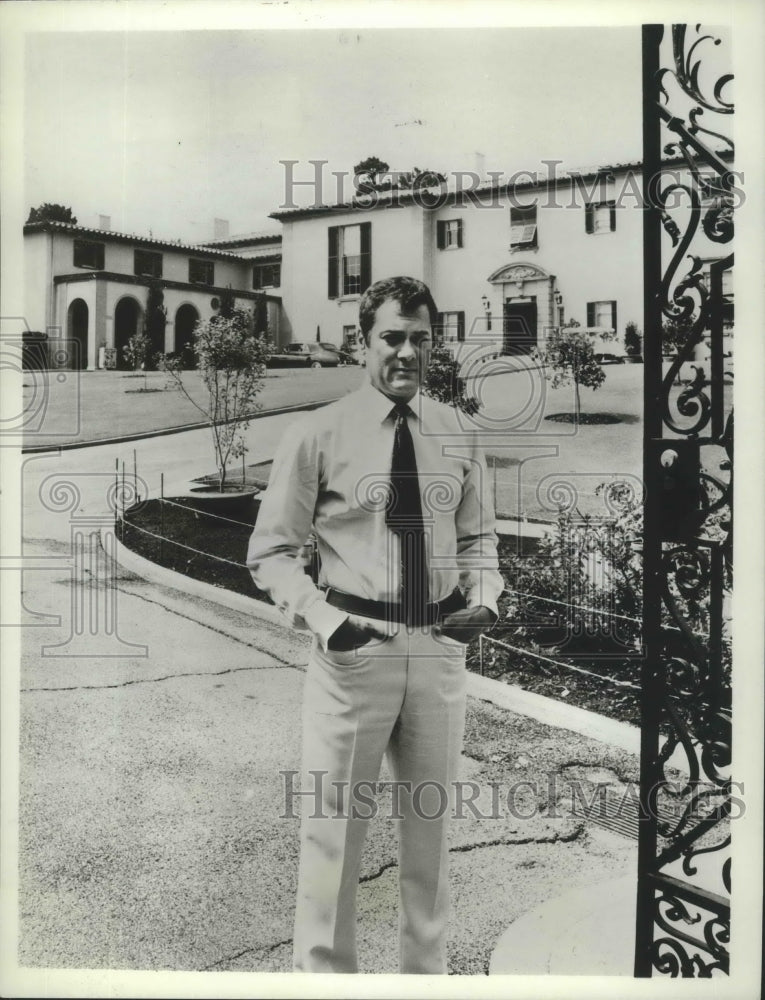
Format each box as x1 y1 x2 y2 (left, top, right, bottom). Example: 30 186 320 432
436 219 463 250
134 249 163 278
252 262 281 289
510 206 537 249
585 202 616 234
587 300 618 331
328 222 371 298
73 239 105 270
435 311 465 344
189 258 214 285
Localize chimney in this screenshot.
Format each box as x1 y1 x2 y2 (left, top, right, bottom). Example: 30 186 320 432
98 214 111 230
214 218 230 240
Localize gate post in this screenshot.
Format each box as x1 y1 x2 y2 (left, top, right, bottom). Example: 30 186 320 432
636 23 733 977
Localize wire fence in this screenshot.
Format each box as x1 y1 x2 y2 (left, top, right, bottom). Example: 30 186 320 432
112 452 652 696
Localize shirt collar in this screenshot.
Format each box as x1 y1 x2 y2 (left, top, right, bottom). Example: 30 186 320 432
359 380 422 425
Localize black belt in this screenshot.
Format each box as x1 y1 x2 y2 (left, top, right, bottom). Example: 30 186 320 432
324 586 466 627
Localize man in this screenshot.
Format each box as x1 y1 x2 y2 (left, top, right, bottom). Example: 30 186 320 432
247 276 503 974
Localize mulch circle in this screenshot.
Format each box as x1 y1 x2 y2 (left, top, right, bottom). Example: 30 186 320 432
545 412 623 425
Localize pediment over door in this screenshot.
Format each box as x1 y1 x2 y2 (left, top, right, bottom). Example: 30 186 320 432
488 263 551 284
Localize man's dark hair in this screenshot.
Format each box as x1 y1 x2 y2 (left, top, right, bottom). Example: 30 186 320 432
358 276 438 342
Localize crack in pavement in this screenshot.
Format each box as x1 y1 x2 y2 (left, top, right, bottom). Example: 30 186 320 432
201 935 293 971
359 859 399 884
199 826 587 970
357 824 586 885
21 662 302 694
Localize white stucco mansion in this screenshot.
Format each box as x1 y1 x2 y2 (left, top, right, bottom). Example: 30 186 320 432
23 155 733 369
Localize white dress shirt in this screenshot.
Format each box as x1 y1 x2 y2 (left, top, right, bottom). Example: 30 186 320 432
247 381 503 646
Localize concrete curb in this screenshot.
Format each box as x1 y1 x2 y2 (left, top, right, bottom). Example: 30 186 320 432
108 528 288 631
106 527 652 757
22 396 344 455
489 874 636 975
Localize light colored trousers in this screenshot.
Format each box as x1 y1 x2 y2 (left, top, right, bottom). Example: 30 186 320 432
293 626 468 974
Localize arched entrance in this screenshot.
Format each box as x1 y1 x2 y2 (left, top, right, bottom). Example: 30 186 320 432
174 303 200 369
487 262 558 356
66 299 89 370
114 297 141 370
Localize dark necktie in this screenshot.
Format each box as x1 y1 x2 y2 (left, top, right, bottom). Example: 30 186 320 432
385 403 429 625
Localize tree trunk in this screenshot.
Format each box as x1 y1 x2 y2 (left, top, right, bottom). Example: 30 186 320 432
574 378 581 427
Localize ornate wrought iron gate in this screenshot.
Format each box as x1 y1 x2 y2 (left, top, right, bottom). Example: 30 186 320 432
636 24 733 976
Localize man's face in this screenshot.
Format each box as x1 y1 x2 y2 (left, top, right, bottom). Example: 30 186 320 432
364 299 432 402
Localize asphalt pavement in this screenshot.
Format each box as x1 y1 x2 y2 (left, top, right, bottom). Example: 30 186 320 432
12 406 641 979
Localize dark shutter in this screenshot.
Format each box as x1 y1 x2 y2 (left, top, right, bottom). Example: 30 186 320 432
609 203 616 231
456 219 464 248
437 220 446 250
435 311 445 344
611 300 618 332
359 222 372 293
328 226 339 299
585 205 594 234
587 302 595 326
457 311 465 342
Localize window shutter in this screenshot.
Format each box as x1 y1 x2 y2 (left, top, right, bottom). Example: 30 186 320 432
456 220 463 248
328 226 339 299
609 203 616 231
611 300 617 332
585 205 594 234
587 302 595 327
436 221 446 250
457 311 465 342
359 222 372 293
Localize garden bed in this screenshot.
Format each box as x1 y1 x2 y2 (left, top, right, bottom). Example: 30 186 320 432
118 494 642 726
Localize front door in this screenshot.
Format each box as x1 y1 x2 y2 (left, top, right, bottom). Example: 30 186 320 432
503 299 537 355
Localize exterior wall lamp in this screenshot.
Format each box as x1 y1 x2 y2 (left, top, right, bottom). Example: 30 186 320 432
481 294 492 331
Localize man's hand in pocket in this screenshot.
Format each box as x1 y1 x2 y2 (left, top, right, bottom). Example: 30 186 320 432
327 615 389 652
434 606 494 645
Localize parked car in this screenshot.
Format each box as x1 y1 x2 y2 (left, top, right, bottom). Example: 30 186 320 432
266 342 341 368
319 342 358 365
594 352 626 365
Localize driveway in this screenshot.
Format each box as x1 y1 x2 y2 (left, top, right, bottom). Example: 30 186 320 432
10 410 640 982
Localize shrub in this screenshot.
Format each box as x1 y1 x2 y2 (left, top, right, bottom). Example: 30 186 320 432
422 343 479 414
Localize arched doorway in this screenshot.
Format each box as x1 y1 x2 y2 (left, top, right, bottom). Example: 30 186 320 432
66 299 89 370
114 297 141 370
174 303 200 369
487 262 557 356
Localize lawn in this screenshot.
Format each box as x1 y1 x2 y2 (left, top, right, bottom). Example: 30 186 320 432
21 365 365 449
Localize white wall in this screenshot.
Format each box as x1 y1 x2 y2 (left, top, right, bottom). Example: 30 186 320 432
23 230 52 333
279 204 425 347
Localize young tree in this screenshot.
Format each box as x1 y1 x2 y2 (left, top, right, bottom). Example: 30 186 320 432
422 343 478 415
122 331 152 373
534 321 606 425
26 203 78 225
624 321 643 357
162 308 270 492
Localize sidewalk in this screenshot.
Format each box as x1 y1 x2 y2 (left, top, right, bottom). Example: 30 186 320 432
17 529 640 977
